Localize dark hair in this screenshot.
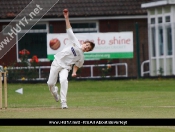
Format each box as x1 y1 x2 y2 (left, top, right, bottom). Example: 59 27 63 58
84 41 95 51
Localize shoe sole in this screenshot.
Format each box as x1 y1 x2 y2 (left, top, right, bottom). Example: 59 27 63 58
62 107 68 109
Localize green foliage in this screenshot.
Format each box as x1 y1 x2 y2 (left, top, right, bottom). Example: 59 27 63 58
158 67 164 76
7 65 39 81
4 49 39 81
96 60 113 78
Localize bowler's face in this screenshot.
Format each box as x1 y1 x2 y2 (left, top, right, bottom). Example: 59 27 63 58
82 42 92 52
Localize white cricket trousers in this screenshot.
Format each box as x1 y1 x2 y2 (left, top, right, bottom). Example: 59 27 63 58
47 59 69 103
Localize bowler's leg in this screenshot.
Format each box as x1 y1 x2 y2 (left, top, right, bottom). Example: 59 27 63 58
47 61 61 102
59 69 69 108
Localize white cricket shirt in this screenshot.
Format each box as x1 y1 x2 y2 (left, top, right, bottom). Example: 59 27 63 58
54 28 84 70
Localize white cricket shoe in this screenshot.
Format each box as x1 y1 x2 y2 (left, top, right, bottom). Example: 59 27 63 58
50 86 59 102
61 101 68 109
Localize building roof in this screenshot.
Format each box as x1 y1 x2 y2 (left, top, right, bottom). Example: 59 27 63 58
0 0 153 19
142 0 175 8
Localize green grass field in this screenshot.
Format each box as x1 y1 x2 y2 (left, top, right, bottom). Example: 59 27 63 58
0 79 175 131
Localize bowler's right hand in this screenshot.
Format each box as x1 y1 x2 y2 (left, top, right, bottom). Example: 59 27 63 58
63 9 69 19
72 73 77 78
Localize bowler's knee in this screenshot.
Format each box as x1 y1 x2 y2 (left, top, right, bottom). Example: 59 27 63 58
47 81 54 88
59 77 68 84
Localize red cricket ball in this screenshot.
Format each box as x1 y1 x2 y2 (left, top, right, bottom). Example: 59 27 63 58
49 38 61 50
63 9 68 13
